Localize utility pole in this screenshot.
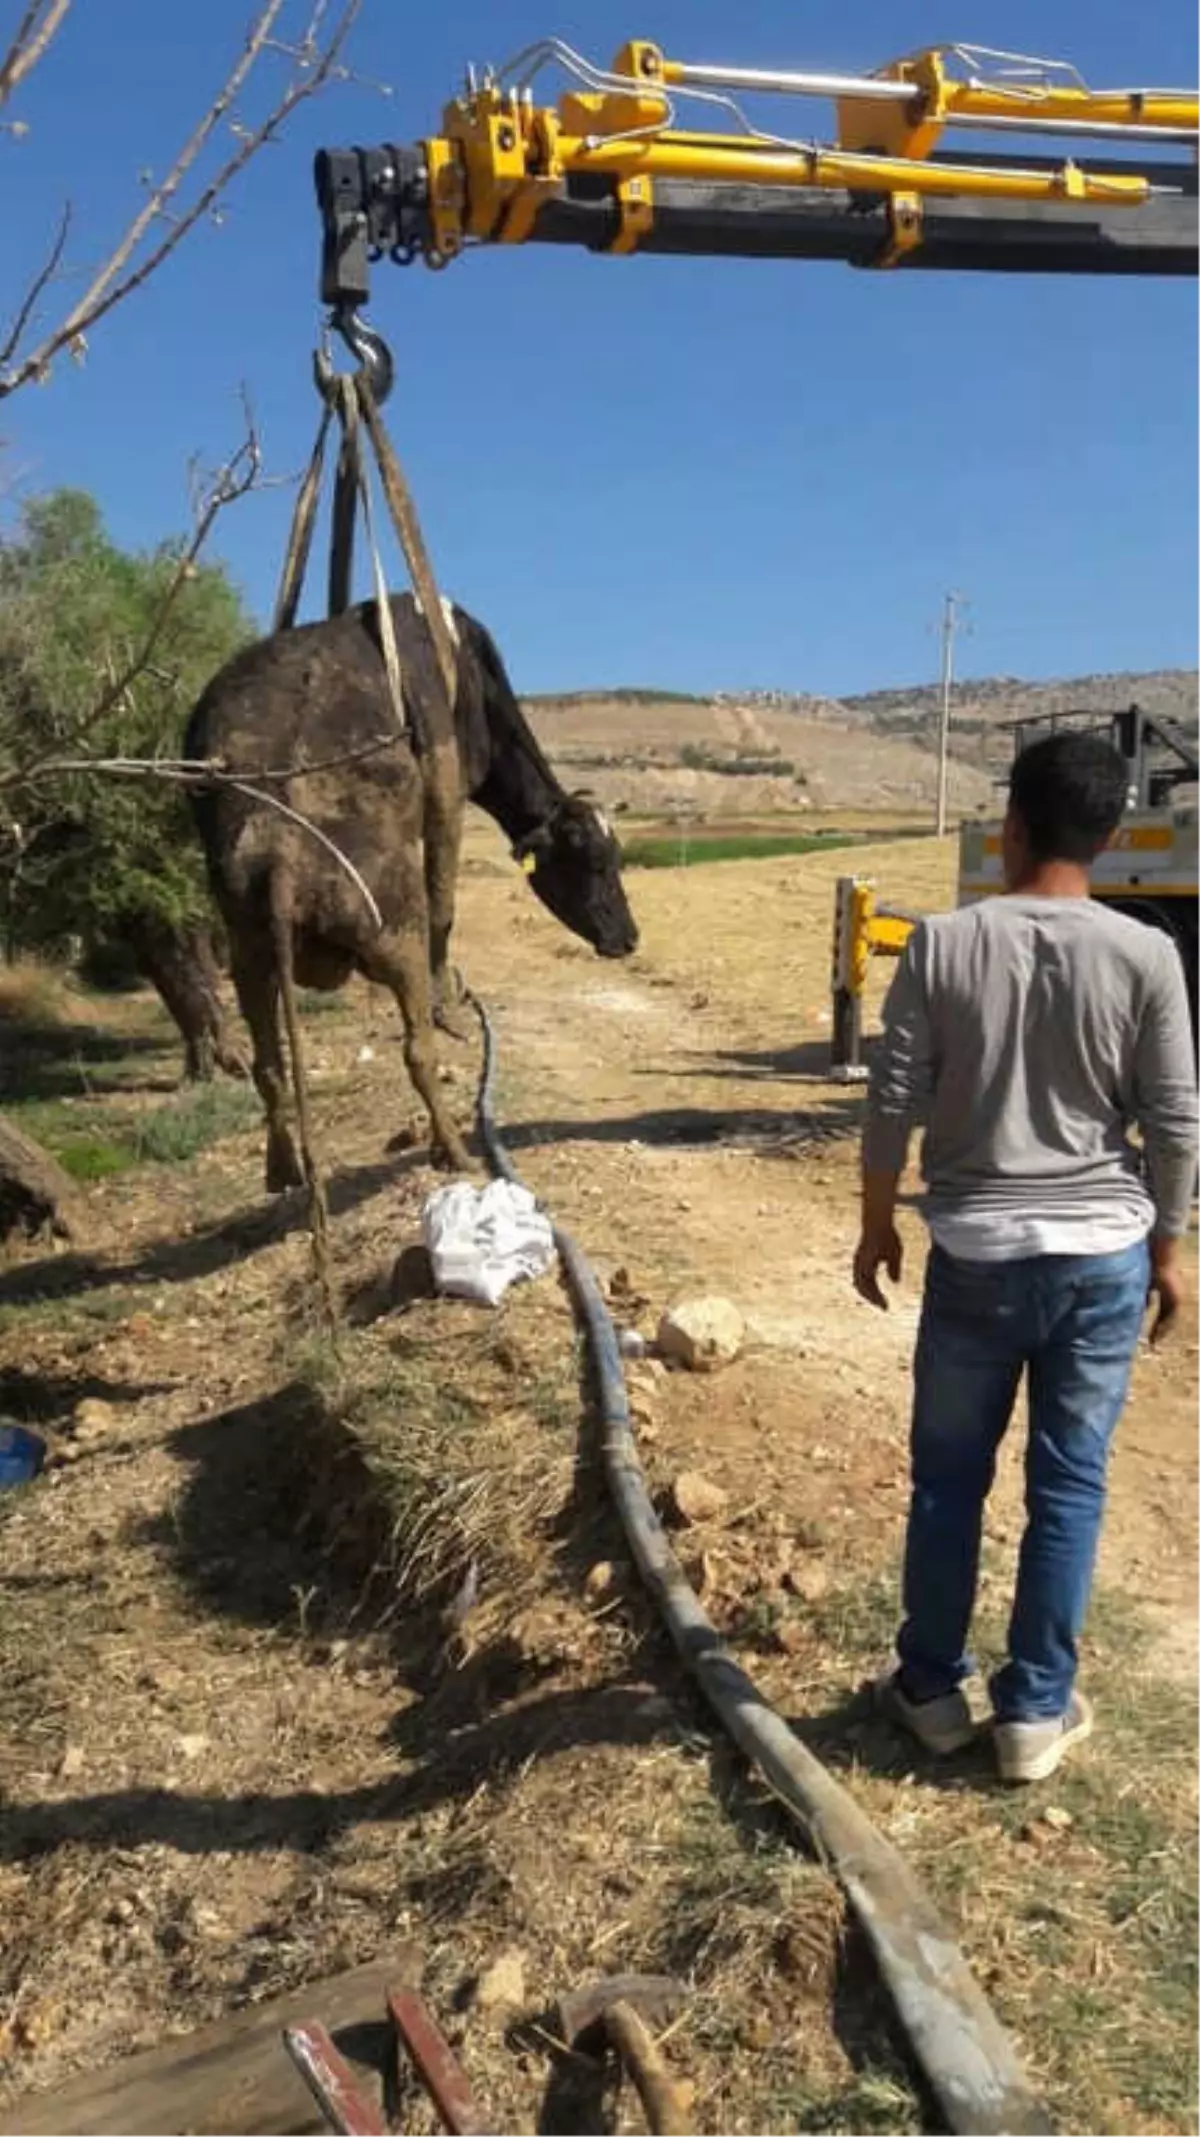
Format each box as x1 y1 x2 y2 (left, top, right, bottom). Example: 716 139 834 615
935 590 967 837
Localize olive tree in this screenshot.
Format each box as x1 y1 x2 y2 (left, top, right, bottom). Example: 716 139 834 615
0 487 255 1074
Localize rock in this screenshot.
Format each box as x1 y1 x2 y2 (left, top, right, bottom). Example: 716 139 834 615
657 1297 745 1373
474 1947 526 2016
59 1743 84 1778
786 1560 829 1604
618 1328 647 1359
670 1470 729 1526
773 1618 809 1656
174 1733 209 1762
584 1560 617 1601
1041 1805 1074 1833
73 1397 120 1440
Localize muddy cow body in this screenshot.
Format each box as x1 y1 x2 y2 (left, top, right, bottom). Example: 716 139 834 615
186 594 636 1185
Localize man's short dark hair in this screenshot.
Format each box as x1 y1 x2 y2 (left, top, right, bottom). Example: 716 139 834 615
1008 731 1130 864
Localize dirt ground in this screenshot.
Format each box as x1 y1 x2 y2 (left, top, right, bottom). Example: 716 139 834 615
0 829 1195 2134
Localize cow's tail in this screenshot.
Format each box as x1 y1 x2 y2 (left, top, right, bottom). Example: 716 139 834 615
269 865 335 1330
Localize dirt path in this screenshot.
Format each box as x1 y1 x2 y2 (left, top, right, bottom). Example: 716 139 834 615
0 831 1195 2133
460 832 1199 1661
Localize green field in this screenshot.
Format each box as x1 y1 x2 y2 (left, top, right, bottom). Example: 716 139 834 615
615 822 945 868
621 830 864 869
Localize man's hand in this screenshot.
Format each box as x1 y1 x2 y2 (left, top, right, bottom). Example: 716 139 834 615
853 1224 904 1310
1148 1236 1185 1346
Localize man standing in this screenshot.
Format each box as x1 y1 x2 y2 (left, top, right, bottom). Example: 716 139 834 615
854 731 1196 1782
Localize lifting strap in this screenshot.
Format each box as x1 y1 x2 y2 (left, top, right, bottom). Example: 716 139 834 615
272 354 459 740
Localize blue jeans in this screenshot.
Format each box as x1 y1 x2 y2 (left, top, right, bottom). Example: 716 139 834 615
897 1239 1150 1721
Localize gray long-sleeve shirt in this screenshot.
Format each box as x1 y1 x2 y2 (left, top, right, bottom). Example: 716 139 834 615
864 895 1198 1260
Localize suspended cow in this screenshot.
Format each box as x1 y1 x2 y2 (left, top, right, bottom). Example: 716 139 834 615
186 594 637 1185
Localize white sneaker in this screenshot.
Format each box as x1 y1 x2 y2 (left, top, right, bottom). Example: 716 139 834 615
875 1669 981 1756
994 1690 1093 1784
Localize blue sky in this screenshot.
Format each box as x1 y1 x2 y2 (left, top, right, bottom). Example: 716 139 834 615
2 0 1196 696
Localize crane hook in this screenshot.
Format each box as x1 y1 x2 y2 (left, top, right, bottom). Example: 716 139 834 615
322 304 395 405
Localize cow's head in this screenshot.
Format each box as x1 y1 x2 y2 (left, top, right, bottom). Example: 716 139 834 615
514 793 638 958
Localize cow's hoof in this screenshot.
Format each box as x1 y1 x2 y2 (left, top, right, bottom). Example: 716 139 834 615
432 1135 473 1175
433 1003 475 1044
265 1141 304 1194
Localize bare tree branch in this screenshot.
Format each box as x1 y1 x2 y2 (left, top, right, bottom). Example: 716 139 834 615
0 0 363 398
0 201 70 371
2 752 384 926
10 733 403 788
0 0 72 112
76 435 262 745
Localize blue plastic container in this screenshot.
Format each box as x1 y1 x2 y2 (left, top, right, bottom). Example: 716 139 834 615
0 1424 46 1491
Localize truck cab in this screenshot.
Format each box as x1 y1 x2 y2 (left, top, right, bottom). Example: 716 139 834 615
957 705 1198 1023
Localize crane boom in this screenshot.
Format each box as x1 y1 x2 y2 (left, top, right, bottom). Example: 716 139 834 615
315 34 1198 309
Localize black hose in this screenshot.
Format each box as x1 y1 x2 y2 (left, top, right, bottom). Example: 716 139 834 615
470 994 1050 2137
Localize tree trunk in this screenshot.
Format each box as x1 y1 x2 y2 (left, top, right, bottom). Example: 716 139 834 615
0 1113 81 1242
121 916 248 1081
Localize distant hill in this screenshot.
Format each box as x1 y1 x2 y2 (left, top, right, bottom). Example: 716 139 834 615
521 669 1197 818
837 669 1198 774
841 669 1196 721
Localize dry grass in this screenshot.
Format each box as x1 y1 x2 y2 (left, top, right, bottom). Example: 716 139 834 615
765 1573 1200 2135
297 1278 591 1650
0 960 78 1027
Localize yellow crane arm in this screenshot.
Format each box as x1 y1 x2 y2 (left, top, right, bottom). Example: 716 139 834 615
652 43 1198 146
315 34 1198 299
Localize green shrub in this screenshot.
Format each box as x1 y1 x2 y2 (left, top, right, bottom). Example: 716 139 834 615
132 1082 259 1163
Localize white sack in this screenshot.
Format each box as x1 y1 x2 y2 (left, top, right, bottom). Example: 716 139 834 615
421 1178 555 1307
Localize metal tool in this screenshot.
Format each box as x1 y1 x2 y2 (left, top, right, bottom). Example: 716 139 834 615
558 1974 691 2136
281 1984 486 2136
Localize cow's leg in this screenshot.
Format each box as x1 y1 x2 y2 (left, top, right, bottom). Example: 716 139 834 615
422 737 472 1041
362 919 472 1173
229 945 303 1192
